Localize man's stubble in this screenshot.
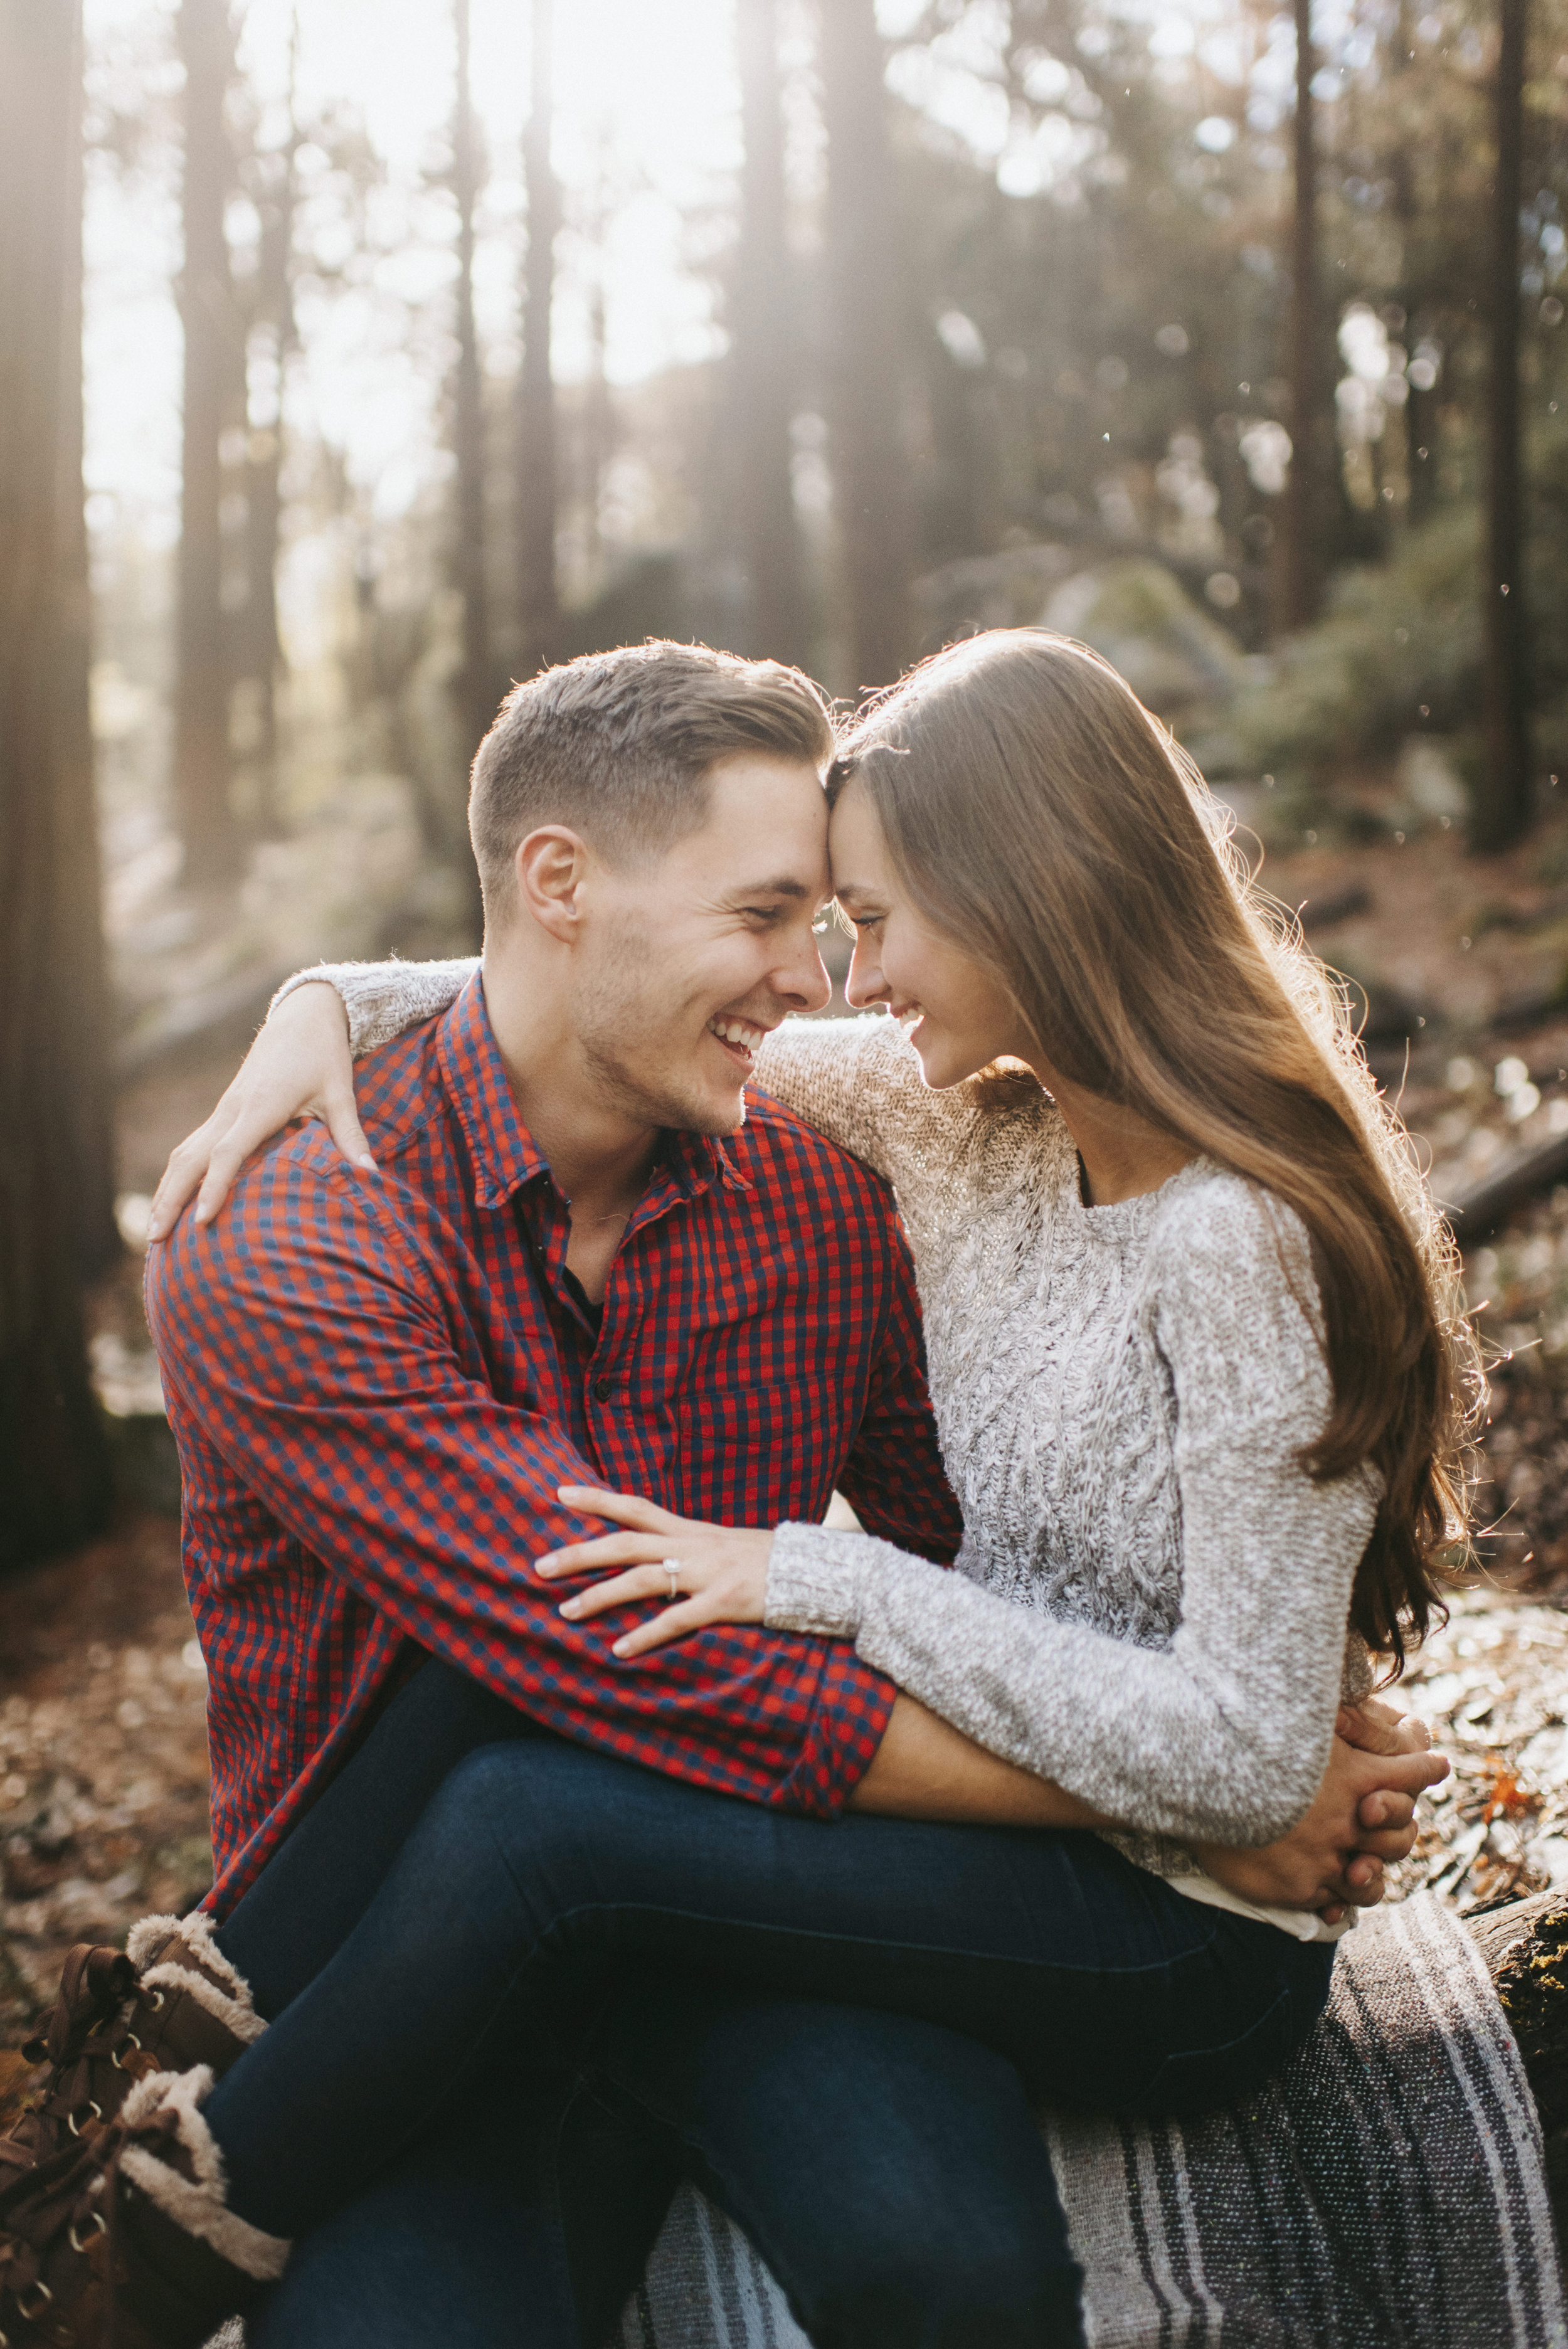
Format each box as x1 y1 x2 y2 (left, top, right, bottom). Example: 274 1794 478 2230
575 912 746 1140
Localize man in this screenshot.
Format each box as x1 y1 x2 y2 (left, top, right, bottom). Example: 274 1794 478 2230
1 644 1428 2349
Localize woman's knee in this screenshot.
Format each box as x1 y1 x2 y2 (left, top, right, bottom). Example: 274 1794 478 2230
797 2219 1084 2349
412 1739 628 1919
414 1740 529 1863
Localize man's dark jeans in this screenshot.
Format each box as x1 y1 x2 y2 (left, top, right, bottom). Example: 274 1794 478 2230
210 1661 1336 2348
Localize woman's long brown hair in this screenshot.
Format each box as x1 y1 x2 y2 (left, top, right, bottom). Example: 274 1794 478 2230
834 628 1478 1672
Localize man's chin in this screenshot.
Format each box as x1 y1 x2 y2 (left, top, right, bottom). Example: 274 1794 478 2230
638 1076 750 1139
681 1086 750 1138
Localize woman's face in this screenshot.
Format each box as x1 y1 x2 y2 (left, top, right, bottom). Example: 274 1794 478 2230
829 778 1037 1090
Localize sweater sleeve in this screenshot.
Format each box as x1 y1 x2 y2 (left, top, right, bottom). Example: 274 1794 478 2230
267 973 936 1180
753 1015 935 1187
766 1184 1379 1847
270 958 477 1056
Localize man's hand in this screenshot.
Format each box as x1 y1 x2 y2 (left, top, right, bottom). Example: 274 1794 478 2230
147 982 369 1241
1192 1733 1449 1921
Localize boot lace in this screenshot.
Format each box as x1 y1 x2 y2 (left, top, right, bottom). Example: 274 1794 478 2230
4 1952 164 2156
0 2102 179 2349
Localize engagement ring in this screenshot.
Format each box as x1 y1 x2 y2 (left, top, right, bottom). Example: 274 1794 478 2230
662 1559 684 1601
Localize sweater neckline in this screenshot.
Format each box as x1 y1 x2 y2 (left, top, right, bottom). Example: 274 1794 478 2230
1055 1130 1209 1241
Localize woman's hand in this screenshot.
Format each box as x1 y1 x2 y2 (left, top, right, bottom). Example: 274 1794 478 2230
1336 1692 1433 1758
538 1488 773 1657
1192 1732 1449 1922
147 982 369 1241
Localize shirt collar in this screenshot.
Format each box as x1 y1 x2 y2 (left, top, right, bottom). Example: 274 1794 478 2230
435 972 752 1210
660 1125 753 1201
435 975 549 1209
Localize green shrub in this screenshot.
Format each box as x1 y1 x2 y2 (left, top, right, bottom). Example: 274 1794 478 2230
1205 422 1568 801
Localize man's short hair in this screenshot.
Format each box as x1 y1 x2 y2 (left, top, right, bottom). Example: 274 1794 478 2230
469 640 837 916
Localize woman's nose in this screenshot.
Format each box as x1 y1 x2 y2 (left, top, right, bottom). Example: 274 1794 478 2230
844 941 887 1009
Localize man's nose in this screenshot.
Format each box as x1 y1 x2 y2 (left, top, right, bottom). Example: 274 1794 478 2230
775 929 833 1015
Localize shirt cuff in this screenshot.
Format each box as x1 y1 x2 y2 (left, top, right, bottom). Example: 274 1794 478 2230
764 1523 876 1640
771 1641 896 1818
1342 1629 1375 1704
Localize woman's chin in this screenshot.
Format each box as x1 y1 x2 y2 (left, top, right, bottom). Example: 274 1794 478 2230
909 1029 984 1093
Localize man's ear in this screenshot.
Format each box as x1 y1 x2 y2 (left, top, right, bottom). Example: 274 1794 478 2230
513 827 593 943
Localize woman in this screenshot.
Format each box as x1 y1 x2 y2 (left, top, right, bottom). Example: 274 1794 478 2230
16 632 1468 2349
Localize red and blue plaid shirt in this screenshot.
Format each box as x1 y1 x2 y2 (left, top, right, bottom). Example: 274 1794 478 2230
145 975 961 1914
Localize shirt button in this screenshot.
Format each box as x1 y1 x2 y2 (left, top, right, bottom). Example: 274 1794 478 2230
593 1376 613 1401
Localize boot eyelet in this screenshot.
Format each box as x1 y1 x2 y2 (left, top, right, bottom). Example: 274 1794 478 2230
65 2101 102 2136
110 2033 142 2069
68 2212 107 2254
145 1990 165 2012
16 2282 52 2317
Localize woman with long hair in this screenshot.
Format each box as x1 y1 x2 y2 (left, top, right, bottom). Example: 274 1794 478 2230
8 631 1484 2349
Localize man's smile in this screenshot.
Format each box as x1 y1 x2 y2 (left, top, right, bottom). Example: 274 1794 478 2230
706 1014 771 1070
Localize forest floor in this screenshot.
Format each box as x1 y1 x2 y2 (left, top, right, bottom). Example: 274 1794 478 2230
10 806 1568 2083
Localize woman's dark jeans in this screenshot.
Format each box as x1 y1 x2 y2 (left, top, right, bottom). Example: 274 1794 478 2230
206 1664 1335 2345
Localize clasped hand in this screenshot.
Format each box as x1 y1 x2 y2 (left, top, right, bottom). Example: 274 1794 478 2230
537 1487 771 1658
1194 1709 1448 1924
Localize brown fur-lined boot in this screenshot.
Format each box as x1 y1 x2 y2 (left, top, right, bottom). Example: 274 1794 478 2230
0 2064 287 2348
0 1914 264 2192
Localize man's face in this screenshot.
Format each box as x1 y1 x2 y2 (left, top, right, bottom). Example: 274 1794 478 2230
571 753 834 1135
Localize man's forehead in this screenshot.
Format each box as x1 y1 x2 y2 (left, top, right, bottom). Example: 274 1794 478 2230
702 753 829 825
674 756 830 893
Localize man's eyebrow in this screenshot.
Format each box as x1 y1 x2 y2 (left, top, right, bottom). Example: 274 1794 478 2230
728 875 813 899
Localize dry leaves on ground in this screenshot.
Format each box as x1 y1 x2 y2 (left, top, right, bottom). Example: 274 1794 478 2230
0 1511 211 2046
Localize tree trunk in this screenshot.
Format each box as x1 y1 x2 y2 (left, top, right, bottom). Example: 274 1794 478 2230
240 18 299 838
581 242 613 590
516 0 559 674
1281 0 1321 631
0 0 114 1569
733 0 810 671
57 1 119 1282
174 0 243 885
452 0 491 768
817 0 917 693
1389 0 1436 529
1475 0 1531 853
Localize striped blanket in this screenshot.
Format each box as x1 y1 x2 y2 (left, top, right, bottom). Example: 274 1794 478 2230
208 1892 1561 2349
616 1894 1564 2349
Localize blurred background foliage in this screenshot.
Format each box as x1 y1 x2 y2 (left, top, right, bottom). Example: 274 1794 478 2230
77 0 1568 940
7 0 1568 1569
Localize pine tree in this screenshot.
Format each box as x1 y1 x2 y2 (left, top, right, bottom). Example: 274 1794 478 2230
172 0 245 884
733 0 810 671
1476 0 1531 851
818 0 917 692
0 0 115 1569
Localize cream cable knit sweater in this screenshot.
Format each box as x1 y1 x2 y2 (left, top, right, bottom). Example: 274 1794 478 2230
277 960 1379 1938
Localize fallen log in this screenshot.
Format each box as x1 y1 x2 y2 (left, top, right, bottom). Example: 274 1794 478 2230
1439 1132 1568 1244
1298 881 1372 930
114 965 284 1083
